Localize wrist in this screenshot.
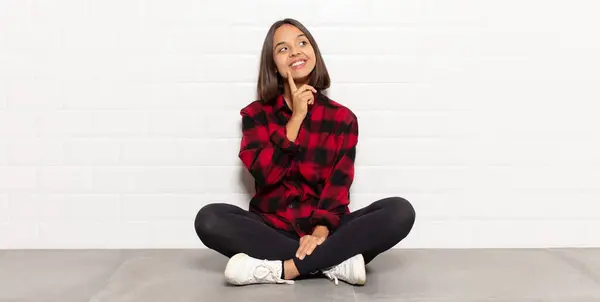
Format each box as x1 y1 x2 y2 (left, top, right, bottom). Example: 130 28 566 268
312 225 329 236
290 113 306 121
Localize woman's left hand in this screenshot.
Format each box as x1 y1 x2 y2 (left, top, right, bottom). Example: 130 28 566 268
296 226 329 260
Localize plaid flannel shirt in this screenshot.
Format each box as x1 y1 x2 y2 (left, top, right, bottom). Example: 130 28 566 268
238 92 358 237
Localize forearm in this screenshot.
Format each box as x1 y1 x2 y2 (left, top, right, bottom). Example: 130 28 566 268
285 115 304 142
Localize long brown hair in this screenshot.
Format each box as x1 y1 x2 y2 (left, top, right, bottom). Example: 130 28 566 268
257 18 330 103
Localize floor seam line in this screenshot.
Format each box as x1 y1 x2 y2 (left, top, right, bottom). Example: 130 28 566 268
86 249 129 302
547 248 600 287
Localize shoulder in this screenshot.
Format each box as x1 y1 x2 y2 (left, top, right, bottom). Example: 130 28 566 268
240 100 268 117
317 93 358 125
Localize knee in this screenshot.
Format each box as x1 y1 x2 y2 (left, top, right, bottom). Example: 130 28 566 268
194 203 225 240
380 196 416 236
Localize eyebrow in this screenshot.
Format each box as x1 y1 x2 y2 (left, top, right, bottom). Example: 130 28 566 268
274 34 306 49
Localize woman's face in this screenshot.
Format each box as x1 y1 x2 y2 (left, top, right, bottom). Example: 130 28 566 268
272 24 316 83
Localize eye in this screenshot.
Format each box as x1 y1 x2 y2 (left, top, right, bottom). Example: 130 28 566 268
299 40 307 46
278 47 287 52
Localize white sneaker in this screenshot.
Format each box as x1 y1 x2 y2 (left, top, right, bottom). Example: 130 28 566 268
322 254 366 286
224 253 294 285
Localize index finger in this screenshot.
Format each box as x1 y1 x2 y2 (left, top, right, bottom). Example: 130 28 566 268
286 71 297 92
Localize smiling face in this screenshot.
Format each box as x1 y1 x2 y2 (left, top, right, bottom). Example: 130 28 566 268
272 24 317 84
257 19 330 102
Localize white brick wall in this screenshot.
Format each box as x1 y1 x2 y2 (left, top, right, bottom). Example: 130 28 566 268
1 0 600 249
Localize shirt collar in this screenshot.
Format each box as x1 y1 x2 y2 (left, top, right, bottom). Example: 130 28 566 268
273 94 291 114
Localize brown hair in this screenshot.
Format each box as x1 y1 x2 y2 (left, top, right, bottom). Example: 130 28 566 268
257 18 330 103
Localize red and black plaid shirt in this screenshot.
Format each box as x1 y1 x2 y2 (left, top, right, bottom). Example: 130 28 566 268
239 92 358 237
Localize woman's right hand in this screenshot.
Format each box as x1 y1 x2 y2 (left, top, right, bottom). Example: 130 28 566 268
287 71 316 119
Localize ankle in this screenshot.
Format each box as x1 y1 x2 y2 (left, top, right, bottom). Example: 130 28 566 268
283 259 300 280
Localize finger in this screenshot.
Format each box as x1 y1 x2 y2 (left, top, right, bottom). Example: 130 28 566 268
301 239 316 258
287 71 297 92
317 237 325 245
297 238 308 258
296 238 305 258
299 243 308 260
306 243 318 255
298 243 309 259
300 90 313 101
299 237 315 260
305 97 314 107
296 84 317 94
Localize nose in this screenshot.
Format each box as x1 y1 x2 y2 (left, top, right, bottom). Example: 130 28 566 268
288 47 301 57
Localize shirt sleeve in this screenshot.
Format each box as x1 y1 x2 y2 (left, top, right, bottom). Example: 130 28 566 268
238 109 301 187
310 113 358 230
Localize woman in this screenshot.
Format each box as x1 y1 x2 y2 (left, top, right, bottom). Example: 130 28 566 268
194 18 416 286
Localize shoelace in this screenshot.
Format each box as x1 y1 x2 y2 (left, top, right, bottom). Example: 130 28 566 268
253 261 295 285
323 271 338 285
323 264 340 285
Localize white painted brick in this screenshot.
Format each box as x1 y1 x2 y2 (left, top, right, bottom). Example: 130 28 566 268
120 138 239 166
357 137 478 167
5 79 63 110
65 194 120 221
147 220 199 248
61 80 169 111
0 87 6 109
324 55 420 84
172 83 257 111
0 167 37 192
141 0 239 26
63 139 121 165
193 54 258 83
481 166 600 190
120 193 251 222
37 167 94 193
36 111 95 138
230 1 420 27
60 81 256 112
36 220 201 249
165 27 260 56
467 137 600 166
37 111 149 138
147 111 240 139
405 219 600 249
0 194 8 222
7 193 69 221
89 111 150 137
326 81 478 112
91 166 246 194
315 27 419 56
352 166 472 193
0 143 7 165
38 220 153 248
6 139 64 166
0 112 38 139
358 136 600 168
350 191 600 221
356 110 478 139
0 221 39 249
37 220 119 249
120 194 200 222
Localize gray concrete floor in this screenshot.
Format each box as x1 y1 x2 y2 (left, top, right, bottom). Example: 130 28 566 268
0 249 599 302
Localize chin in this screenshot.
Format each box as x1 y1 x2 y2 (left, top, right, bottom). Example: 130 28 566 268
293 68 315 81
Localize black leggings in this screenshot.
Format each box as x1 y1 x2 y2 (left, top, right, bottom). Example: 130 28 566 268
194 196 416 276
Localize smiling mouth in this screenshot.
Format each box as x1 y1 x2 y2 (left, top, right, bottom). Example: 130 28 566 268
289 60 307 69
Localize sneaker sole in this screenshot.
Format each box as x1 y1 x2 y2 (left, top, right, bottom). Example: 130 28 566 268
224 253 248 285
